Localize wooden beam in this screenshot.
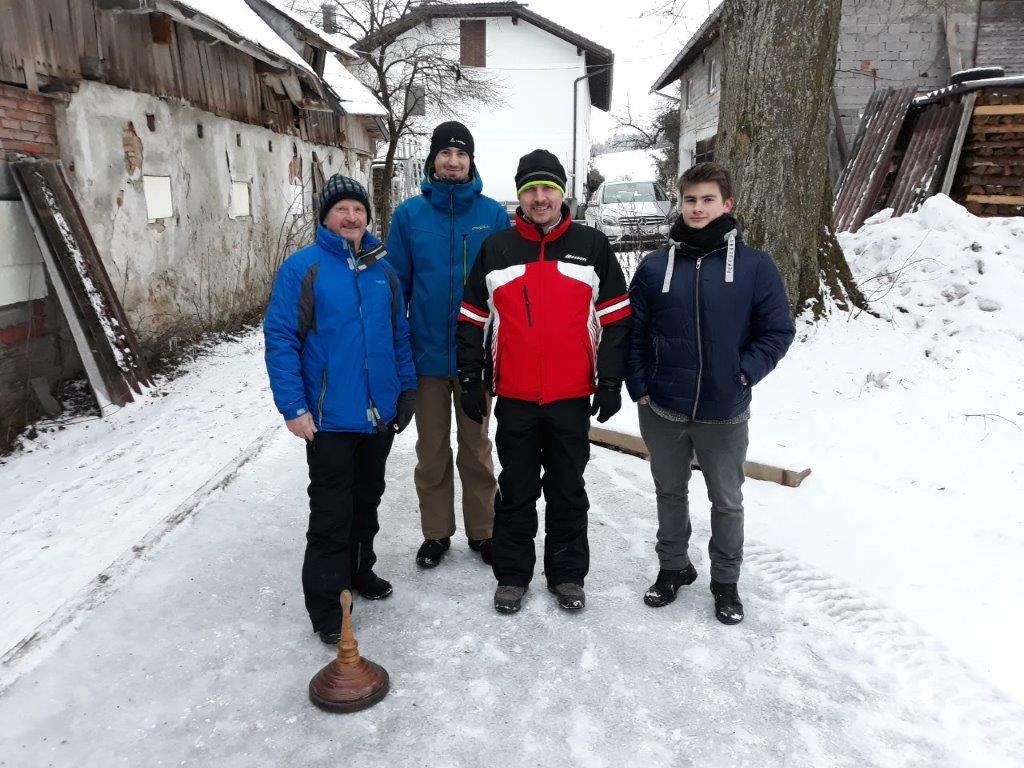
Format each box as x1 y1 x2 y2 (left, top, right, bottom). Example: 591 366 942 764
941 91 976 195
965 194 1024 204
588 425 812 488
973 105 1024 116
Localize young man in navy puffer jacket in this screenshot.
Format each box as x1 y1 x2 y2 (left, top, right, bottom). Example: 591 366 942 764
626 163 794 624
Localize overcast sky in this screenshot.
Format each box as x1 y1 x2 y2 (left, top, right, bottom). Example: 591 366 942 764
518 0 716 138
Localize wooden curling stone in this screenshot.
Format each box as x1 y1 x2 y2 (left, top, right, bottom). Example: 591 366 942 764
309 590 389 713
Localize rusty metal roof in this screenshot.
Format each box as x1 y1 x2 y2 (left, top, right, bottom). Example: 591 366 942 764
833 87 916 232
886 102 965 216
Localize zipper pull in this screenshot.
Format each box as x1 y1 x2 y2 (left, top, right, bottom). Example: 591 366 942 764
696 257 703 271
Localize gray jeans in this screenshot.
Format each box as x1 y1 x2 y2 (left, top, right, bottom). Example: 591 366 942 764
638 403 748 583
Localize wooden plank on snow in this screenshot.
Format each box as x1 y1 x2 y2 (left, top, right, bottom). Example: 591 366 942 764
587 426 812 488
9 157 152 413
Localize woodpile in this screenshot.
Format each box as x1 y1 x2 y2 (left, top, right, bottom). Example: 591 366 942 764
955 87 1024 217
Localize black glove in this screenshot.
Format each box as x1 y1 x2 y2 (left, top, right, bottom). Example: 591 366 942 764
590 380 622 423
392 390 416 433
459 376 488 424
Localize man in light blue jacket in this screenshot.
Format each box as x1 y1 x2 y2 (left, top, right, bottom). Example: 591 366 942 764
265 175 416 645
387 122 509 570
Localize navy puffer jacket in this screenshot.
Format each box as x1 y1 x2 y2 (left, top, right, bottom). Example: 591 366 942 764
625 219 795 421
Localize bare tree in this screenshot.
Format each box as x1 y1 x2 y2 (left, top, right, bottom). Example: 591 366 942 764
716 0 866 315
611 99 681 190
285 0 501 234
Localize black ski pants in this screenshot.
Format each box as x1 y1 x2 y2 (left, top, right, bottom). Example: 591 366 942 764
491 396 591 589
303 429 394 634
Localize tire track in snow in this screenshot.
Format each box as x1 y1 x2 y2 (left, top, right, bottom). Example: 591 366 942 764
589 445 1024 762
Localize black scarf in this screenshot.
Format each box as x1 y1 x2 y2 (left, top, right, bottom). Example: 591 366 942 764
669 213 740 257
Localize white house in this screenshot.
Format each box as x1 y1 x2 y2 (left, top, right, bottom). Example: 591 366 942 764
361 1 614 210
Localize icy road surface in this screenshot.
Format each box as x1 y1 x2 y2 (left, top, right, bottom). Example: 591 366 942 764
0 427 1020 768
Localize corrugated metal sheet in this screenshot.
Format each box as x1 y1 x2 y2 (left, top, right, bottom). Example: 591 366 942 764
833 87 916 232
886 102 965 215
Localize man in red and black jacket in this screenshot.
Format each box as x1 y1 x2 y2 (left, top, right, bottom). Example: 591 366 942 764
456 149 632 615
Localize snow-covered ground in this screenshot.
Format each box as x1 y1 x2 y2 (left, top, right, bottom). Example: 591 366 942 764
0 196 1022 765
0 334 278 683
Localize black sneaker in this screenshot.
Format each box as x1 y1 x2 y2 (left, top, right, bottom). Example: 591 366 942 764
352 570 393 600
548 582 585 610
643 564 698 607
710 579 744 625
416 537 451 568
468 537 493 565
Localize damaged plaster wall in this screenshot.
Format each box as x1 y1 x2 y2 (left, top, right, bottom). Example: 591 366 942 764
55 80 373 354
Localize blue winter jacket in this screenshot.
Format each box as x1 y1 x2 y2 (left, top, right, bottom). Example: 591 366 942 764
386 170 510 378
626 231 795 421
264 226 417 433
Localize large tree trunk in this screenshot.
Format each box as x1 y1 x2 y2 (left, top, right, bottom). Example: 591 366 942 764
717 0 867 316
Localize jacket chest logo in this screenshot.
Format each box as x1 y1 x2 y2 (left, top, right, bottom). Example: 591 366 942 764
562 253 588 264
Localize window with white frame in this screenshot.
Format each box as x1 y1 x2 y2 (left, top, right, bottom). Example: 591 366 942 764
229 181 251 218
143 175 173 222
708 56 719 95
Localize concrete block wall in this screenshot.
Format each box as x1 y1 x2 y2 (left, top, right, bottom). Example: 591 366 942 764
835 0 979 140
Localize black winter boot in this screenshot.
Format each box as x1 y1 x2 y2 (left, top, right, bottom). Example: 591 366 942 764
710 579 744 625
468 537 493 565
352 570 393 600
416 537 451 568
643 564 698 607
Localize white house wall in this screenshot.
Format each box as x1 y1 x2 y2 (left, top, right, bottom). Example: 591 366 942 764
400 16 595 206
55 81 372 347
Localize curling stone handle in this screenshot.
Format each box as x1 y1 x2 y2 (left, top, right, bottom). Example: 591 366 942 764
338 590 360 665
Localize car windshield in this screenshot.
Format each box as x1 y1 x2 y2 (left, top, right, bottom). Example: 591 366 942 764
601 182 667 204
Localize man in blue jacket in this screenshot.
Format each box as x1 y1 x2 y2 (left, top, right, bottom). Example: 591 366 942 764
387 122 510 570
264 174 417 645
626 162 794 625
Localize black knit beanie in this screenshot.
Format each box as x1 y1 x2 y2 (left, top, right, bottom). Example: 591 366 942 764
515 149 567 196
428 121 475 168
319 174 371 223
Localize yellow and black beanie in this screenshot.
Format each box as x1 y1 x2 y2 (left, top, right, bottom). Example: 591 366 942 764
515 149 567 196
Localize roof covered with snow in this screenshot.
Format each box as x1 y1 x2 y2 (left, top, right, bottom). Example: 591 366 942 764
247 0 359 59
323 56 387 117
167 0 314 74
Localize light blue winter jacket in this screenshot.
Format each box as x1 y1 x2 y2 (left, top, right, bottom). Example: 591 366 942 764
386 170 510 377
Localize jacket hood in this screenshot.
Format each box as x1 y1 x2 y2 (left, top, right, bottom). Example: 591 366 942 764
421 168 485 214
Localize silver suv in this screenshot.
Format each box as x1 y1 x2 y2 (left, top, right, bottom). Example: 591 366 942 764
584 180 674 249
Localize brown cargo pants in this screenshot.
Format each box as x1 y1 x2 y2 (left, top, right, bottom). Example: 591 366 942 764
414 376 496 540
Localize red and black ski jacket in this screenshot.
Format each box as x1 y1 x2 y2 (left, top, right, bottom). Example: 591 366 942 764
456 205 632 404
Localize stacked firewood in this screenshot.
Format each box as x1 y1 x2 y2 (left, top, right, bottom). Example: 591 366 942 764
956 86 1024 217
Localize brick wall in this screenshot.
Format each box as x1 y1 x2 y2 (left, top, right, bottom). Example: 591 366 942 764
0 83 59 158
0 83 66 450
